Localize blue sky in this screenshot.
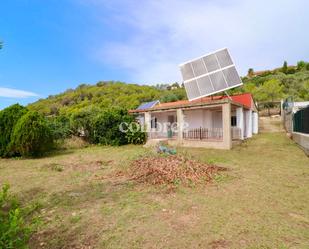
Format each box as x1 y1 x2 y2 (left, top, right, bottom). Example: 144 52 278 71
0 0 309 109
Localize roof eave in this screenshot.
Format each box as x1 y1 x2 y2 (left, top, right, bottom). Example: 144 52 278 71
129 94 256 114
129 99 232 113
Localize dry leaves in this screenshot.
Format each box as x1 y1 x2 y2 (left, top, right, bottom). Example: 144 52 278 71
128 155 227 186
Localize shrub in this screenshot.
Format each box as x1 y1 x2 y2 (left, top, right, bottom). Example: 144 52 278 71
286 67 296 74
297 60 306 70
90 108 133 146
70 107 100 140
125 123 146 144
0 104 28 157
282 61 288 74
0 184 31 249
9 111 53 157
160 93 178 103
47 115 72 140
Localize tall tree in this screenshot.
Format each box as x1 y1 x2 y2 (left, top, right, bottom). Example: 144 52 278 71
282 61 288 74
259 79 284 103
244 83 259 98
299 80 309 100
257 79 283 116
247 68 254 77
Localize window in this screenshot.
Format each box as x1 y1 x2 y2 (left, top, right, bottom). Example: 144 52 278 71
231 116 237 126
151 117 157 129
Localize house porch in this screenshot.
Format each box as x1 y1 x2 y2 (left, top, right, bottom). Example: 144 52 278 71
143 102 258 149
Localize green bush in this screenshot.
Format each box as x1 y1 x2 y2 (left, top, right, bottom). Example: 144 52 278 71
90 108 134 146
0 104 28 157
0 184 31 249
47 115 72 140
70 107 101 140
297 60 306 70
125 123 146 144
286 67 296 74
9 111 53 157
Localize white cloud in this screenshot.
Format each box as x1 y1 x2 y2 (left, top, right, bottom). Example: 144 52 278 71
84 0 309 83
0 87 38 98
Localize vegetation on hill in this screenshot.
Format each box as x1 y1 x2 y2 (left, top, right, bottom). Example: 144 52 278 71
238 62 309 102
28 81 186 116
29 61 309 118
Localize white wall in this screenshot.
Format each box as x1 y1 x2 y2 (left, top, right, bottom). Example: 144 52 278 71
136 114 145 126
184 109 203 129
236 107 244 140
203 110 213 128
212 111 223 128
153 112 168 125
244 110 253 138
252 112 258 134
184 109 222 129
143 106 256 140
151 111 176 136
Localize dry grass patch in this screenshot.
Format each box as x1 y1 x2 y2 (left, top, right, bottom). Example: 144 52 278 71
42 159 114 173
58 136 89 150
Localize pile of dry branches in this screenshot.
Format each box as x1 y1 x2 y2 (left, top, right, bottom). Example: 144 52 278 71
129 155 227 186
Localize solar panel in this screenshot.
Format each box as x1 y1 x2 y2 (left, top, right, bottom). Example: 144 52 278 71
137 100 159 110
222 66 242 87
210 71 227 91
197 75 213 95
180 48 243 101
184 79 200 100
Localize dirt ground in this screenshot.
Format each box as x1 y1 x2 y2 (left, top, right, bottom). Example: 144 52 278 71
259 116 284 133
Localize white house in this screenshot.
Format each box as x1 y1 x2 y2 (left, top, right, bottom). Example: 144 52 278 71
130 93 258 149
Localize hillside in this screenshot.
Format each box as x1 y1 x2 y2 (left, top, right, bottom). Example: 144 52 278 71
240 68 309 101
29 63 309 116
227 63 309 103
28 81 186 116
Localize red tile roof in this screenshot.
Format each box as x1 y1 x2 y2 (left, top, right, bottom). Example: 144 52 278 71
228 93 253 109
130 93 254 113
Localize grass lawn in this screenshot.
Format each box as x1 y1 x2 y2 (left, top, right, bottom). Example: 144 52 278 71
0 132 309 249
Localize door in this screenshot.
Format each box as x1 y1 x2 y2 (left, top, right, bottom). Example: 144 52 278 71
168 115 175 124
167 115 175 138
